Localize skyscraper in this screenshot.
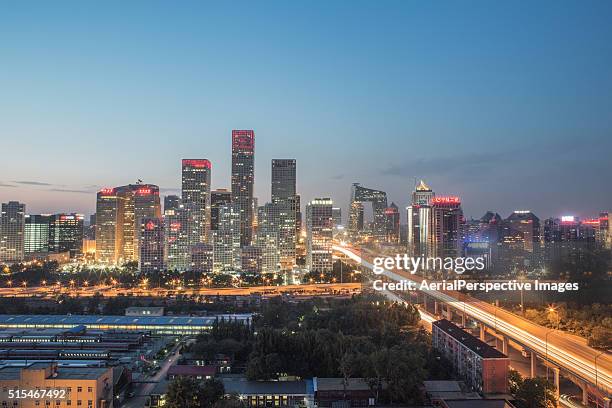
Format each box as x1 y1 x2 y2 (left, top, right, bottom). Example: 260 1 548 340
212 204 241 272
211 189 232 231
407 180 434 255
139 217 165 274
25 214 51 254
271 159 296 203
429 196 464 258
384 203 400 244
349 183 388 240
49 213 84 258
503 210 540 253
164 205 190 271
231 130 255 247
95 184 161 265
306 198 333 273
95 188 119 264
0 201 26 263
270 159 297 269
182 159 212 245
164 195 180 212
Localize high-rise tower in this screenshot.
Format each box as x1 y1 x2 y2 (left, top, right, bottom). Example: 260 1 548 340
0 201 26 263
231 130 255 246
181 159 212 245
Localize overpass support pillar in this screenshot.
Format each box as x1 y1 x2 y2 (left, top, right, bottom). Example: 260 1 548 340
581 383 589 406
552 367 560 399
479 323 486 341
530 351 537 378
446 306 452 321
434 301 439 315
461 312 466 327
501 335 508 356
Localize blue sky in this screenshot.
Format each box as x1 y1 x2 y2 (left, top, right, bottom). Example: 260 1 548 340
1 1 611 220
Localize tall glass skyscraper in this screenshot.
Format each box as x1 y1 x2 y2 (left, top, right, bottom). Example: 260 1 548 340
306 198 333 273
0 201 26 263
181 159 212 246
231 130 255 247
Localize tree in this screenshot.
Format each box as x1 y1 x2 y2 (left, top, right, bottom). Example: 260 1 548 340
514 377 557 408
166 377 225 408
165 377 201 408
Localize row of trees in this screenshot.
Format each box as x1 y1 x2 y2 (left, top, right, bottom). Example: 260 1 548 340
182 295 451 405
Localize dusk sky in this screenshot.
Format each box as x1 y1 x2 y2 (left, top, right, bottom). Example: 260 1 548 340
1 1 611 221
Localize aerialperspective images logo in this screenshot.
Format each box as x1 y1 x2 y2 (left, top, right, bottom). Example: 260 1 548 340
0 2 610 408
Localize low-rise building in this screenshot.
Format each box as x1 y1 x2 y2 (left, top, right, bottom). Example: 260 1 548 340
432 319 509 394
0 362 113 408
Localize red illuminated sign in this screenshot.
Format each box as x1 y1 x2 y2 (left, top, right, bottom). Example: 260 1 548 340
232 130 254 151
182 159 212 169
145 220 157 230
432 196 460 205
170 222 181 232
582 219 600 226
100 188 115 195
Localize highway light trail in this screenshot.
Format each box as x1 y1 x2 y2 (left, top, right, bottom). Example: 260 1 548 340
333 245 611 394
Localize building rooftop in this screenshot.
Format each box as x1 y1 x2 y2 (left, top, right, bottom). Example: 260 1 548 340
313 377 371 392
220 376 310 395
0 314 252 328
0 363 109 381
423 380 481 400
433 319 507 359
168 365 217 377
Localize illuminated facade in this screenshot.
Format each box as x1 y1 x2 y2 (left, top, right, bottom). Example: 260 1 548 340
503 210 540 253
191 243 213 274
95 189 118 264
407 180 434 255
231 130 255 247
163 194 180 212
306 198 333 272
212 204 241 272
49 213 84 258
164 205 191 271
271 159 297 268
95 185 161 264
138 217 165 273
429 196 463 258
25 214 51 254
241 245 262 274
384 202 400 244
349 183 388 240
0 363 113 408
211 188 232 231
0 201 26 263
181 159 212 245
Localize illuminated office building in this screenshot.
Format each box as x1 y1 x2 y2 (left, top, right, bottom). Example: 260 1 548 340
241 245 262 274
503 210 540 253
0 201 26 263
384 202 400 244
306 198 333 273
349 183 388 240
429 196 464 258
231 130 255 246
95 188 119 264
406 181 434 254
49 213 84 258
95 184 161 264
255 204 282 273
165 205 191 271
182 159 212 248
138 217 165 274
212 204 241 272
164 195 180 212
25 214 51 254
191 243 213 274
211 189 232 231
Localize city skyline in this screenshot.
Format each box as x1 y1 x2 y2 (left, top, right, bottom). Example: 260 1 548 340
1 1 612 218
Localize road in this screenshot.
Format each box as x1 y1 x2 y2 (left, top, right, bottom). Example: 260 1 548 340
334 244 612 397
0 282 361 298
121 347 180 408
